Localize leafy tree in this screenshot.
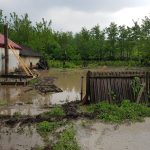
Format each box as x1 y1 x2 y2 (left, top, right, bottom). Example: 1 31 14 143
0 10 149 66
106 22 118 60
90 25 105 60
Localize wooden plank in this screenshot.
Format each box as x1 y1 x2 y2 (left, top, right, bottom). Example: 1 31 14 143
0 74 33 78
137 83 146 103
86 71 149 104
0 81 27 85
108 78 112 103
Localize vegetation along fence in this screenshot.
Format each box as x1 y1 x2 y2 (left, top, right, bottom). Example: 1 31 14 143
84 71 150 104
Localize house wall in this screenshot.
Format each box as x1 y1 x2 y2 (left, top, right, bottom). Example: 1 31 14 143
20 56 40 68
0 48 20 74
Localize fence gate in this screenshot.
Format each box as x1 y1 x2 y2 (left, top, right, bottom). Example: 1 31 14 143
84 71 150 104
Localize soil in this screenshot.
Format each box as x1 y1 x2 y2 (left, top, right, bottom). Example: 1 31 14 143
0 125 45 150
0 101 94 127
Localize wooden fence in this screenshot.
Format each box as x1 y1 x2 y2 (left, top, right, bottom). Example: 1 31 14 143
84 71 150 104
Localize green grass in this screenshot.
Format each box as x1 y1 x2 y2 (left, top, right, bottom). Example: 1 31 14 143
28 78 39 85
44 106 65 117
47 60 142 69
53 127 80 150
84 100 150 123
13 112 21 118
36 121 59 136
48 60 79 68
97 60 140 67
0 100 7 106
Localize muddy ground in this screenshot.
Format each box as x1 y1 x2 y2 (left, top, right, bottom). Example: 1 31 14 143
1 117 150 150
0 101 150 150
1 68 150 150
75 118 150 150
0 101 92 126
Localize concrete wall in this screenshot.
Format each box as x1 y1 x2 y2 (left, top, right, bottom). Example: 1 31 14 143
20 56 40 68
0 48 20 74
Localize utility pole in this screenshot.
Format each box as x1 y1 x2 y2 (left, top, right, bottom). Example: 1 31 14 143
4 23 8 75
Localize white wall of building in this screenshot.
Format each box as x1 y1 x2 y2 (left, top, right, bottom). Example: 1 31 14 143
21 57 40 68
0 48 20 74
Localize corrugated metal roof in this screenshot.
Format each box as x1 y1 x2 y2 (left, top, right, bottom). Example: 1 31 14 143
0 33 22 50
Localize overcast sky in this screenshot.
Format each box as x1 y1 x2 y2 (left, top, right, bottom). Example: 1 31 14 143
0 0 150 32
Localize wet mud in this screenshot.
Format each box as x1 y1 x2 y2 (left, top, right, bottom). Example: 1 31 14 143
0 125 45 150
0 101 94 127
32 77 62 94
75 118 150 150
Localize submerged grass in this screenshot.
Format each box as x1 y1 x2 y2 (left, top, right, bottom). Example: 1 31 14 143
83 100 150 123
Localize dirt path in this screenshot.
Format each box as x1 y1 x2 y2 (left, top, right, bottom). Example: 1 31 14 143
75 118 150 150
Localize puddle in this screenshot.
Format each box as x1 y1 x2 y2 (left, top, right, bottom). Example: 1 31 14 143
0 125 44 150
75 118 150 150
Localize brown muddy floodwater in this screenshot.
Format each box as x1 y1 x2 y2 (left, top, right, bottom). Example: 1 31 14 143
0 67 149 116
0 125 44 150
0 67 150 150
0 69 87 116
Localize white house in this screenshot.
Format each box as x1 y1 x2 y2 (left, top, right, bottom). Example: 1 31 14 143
0 34 22 75
19 46 41 68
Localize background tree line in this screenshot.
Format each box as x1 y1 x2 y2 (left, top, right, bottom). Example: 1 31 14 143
0 10 150 65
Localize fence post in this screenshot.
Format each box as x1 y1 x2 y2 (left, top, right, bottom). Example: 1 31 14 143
80 76 84 101
85 71 91 102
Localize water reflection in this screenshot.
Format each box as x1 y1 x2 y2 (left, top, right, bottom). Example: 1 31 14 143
0 69 86 115
0 67 149 115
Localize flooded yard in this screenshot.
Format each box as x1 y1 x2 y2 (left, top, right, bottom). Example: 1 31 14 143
0 67 149 116
0 67 150 150
0 69 87 115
